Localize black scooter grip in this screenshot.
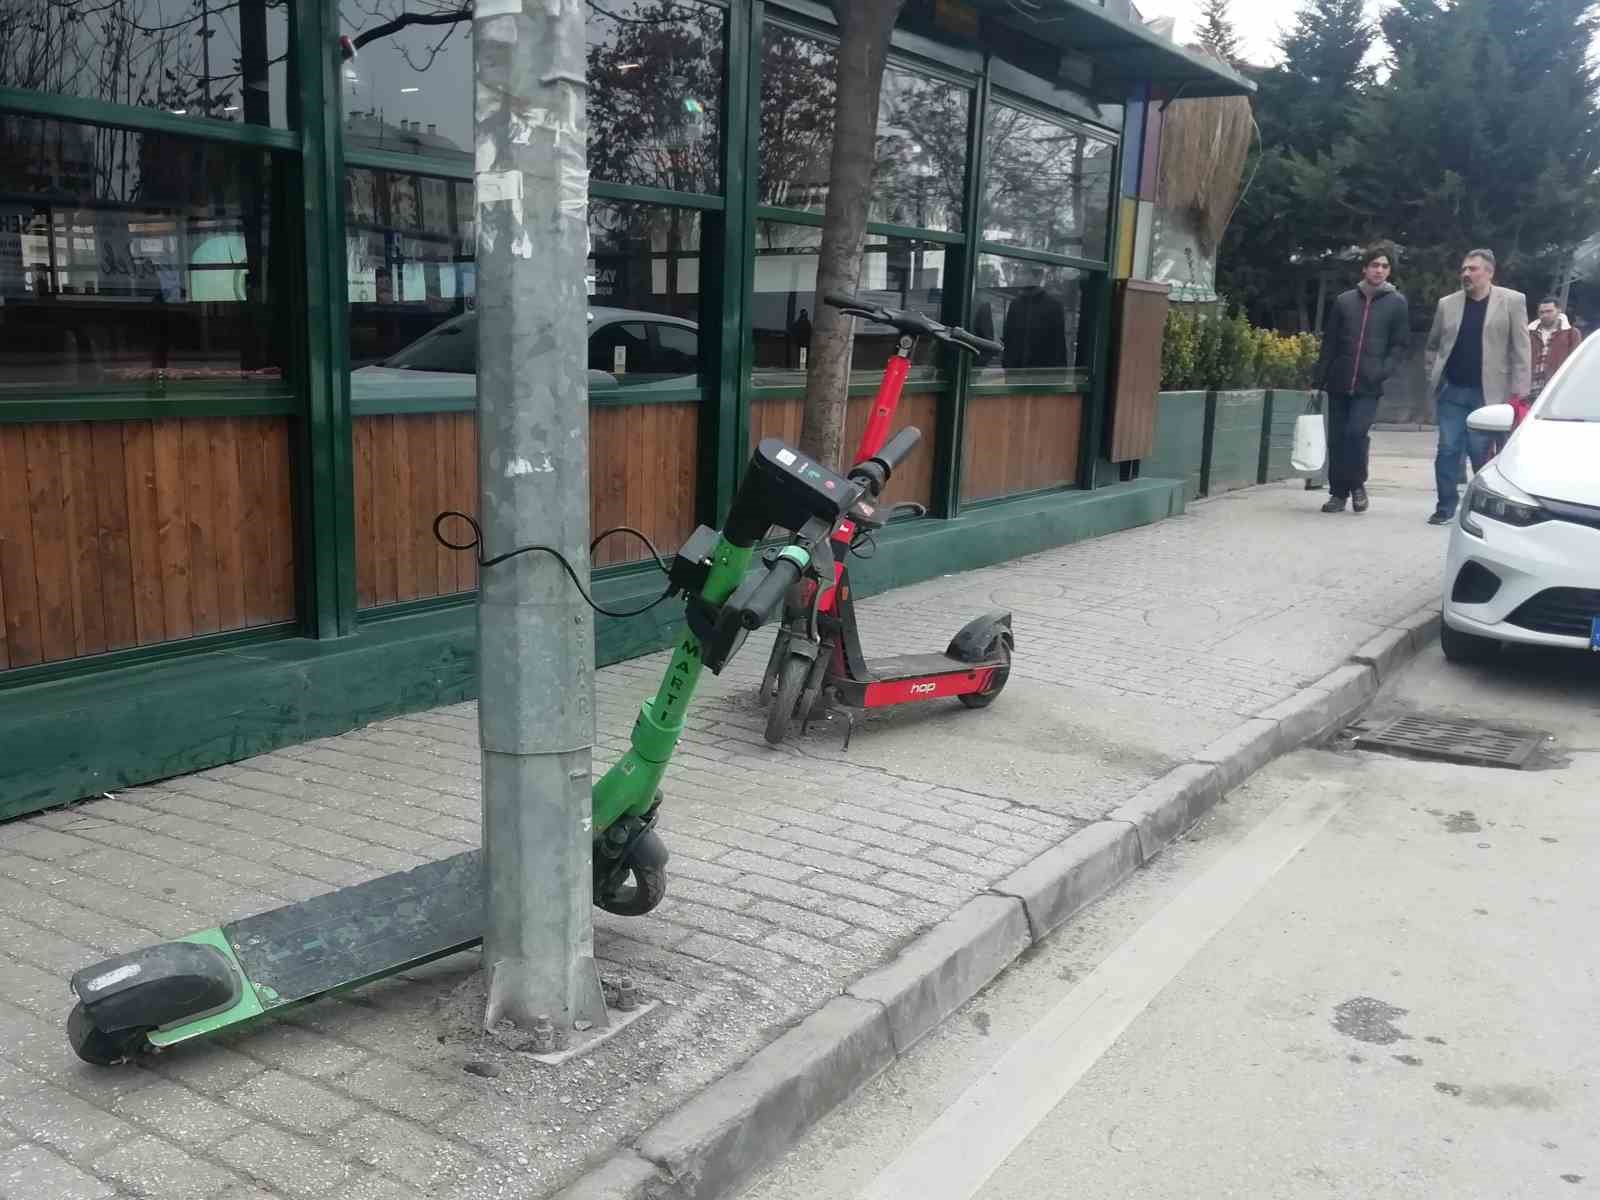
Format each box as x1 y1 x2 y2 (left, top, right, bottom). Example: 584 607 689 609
739 555 803 630
871 426 923 476
943 325 1004 357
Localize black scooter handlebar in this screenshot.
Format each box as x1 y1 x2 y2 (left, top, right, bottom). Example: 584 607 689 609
849 426 923 498
738 554 804 630
939 325 1004 358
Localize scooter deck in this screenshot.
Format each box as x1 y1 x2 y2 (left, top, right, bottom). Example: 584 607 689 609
855 651 973 682
832 652 1002 708
226 849 483 1008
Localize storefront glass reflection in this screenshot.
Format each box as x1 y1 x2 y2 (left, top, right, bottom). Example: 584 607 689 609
751 221 947 387
339 0 724 192
0 116 284 388
0 0 290 126
347 182 705 400
983 104 1112 263
760 25 970 230
970 254 1088 387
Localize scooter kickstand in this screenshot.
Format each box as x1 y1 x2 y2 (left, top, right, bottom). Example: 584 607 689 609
804 703 855 751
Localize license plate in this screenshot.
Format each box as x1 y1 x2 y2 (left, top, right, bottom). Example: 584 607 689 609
1592 617 1600 652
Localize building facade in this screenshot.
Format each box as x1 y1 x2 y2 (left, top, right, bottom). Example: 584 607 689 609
0 0 1245 814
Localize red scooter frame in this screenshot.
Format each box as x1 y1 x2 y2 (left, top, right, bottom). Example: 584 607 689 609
760 292 1013 747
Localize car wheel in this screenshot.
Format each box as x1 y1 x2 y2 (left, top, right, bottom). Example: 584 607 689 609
1439 612 1500 664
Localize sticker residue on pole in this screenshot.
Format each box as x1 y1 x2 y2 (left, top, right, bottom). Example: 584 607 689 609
480 14 516 42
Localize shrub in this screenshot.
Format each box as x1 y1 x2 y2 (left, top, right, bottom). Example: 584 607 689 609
1162 309 1322 391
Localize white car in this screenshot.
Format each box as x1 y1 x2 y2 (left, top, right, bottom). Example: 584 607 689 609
350 307 700 402
1440 333 1600 662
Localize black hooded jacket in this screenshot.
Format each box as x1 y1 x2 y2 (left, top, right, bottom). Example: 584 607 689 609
1313 282 1410 396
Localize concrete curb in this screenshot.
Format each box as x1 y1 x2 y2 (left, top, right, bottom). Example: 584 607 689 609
553 602 1443 1200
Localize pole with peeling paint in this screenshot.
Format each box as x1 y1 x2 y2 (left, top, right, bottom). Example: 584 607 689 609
474 0 606 1034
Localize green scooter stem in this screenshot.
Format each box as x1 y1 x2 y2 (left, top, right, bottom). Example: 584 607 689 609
591 536 753 831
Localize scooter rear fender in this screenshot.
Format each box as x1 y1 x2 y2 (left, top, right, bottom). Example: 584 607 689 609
70 942 241 1033
945 610 1013 662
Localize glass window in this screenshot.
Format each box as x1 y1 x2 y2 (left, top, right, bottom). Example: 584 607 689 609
0 0 289 127
340 0 726 188
345 165 474 374
970 254 1090 388
759 28 836 212
983 104 1114 263
340 0 473 160
0 116 287 390
871 66 970 232
1541 347 1600 422
348 191 705 398
751 222 950 387
760 27 972 231
587 0 726 194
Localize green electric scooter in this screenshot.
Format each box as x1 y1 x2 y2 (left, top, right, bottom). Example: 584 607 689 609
65 433 915 1065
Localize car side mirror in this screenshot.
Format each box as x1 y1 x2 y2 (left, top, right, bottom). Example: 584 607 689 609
1466 403 1514 434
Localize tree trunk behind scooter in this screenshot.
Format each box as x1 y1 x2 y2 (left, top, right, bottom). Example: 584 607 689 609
799 0 905 471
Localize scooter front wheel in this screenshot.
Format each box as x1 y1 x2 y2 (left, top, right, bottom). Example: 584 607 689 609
67 1002 151 1067
958 633 1012 709
765 653 809 746
595 830 668 917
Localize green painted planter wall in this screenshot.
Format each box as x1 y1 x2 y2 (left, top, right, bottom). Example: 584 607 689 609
1261 390 1312 483
1141 390 1208 501
1203 390 1267 496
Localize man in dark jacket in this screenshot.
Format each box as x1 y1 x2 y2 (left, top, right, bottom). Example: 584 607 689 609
1311 242 1410 513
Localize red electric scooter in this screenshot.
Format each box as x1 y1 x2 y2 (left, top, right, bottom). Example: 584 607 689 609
759 291 1013 748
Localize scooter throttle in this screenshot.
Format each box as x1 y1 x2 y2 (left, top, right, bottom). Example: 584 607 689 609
738 553 805 630
823 290 886 320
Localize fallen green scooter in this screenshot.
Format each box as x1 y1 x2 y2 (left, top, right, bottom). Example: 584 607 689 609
65 434 912 1065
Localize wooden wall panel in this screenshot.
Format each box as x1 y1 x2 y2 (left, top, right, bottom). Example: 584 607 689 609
0 417 296 672
960 393 1083 503
354 404 695 606
1106 279 1171 462
747 392 939 510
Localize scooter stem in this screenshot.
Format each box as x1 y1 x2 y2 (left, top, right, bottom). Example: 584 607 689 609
853 347 913 465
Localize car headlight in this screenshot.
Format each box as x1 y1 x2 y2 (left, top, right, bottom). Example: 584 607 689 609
1460 465 1547 536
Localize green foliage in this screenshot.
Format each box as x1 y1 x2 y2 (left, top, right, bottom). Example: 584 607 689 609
1218 0 1600 329
1254 328 1322 389
1162 308 1321 391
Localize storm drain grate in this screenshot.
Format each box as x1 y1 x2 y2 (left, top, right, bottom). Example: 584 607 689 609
1353 715 1541 769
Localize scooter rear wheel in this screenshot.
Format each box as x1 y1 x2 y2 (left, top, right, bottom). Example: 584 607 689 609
67 1002 151 1067
958 633 1012 709
765 654 809 746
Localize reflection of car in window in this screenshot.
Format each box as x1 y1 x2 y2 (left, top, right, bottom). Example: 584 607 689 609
351 308 700 396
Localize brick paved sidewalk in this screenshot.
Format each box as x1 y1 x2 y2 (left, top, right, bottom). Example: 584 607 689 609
0 435 1445 1200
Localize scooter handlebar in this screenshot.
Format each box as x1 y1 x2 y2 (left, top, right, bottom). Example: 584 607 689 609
738 553 804 630
939 325 1004 358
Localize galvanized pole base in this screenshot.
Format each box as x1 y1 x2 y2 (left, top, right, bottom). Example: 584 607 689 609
474 0 606 1034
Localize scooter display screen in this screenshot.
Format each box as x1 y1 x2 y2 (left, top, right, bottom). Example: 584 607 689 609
734 438 859 538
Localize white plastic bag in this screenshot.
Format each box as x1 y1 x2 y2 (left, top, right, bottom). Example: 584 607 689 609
1292 413 1326 473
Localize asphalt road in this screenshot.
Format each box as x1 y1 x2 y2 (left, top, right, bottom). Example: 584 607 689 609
736 640 1600 1200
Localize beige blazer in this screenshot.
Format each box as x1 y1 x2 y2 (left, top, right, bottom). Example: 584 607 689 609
1424 285 1532 402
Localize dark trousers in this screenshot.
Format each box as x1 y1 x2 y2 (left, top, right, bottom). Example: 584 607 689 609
1326 391 1380 498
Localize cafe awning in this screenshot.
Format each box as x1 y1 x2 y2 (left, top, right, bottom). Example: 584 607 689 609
972 0 1255 101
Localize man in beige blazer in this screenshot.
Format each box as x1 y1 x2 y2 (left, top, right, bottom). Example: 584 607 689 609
1423 248 1532 524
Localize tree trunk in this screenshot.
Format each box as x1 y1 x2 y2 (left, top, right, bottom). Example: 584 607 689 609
798 0 904 470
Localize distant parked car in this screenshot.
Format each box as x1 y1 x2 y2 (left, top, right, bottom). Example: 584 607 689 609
351 307 700 398
1439 334 1600 662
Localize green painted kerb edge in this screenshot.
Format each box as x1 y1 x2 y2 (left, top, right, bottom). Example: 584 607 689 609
145 928 265 1047
591 537 759 830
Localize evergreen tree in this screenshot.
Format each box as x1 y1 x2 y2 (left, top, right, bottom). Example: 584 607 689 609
1326 0 1600 300
1197 0 1242 65
1217 0 1376 328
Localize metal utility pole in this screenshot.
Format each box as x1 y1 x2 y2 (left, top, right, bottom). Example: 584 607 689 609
474 0 606 1034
